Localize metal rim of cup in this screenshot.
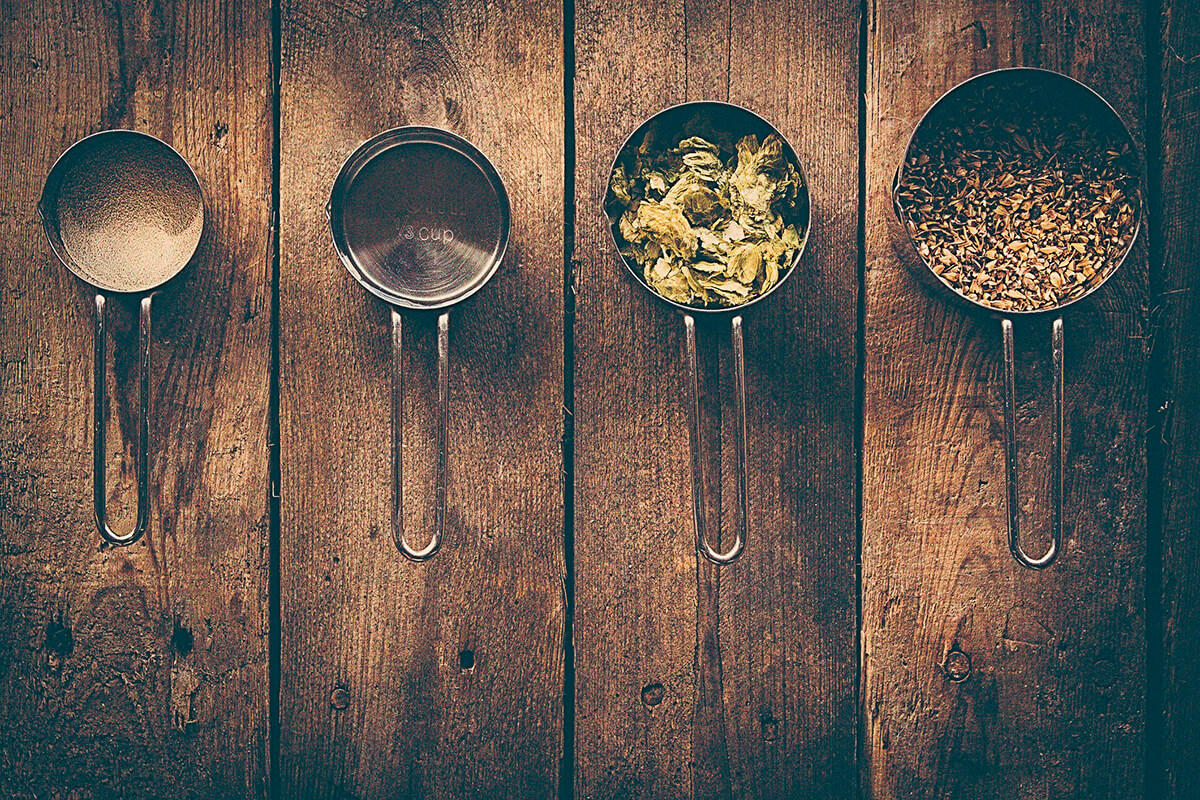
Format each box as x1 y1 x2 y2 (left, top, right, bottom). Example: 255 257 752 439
328 125 511 312
604 100 813 316
38 128 205 295
891 66 1144 319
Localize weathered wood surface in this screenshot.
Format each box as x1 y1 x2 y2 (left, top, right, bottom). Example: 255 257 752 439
1 0 1191 797
862 1 1148 798
572 1 860 797
1157 0 1200 796
278 0 566 796
0 0 273 798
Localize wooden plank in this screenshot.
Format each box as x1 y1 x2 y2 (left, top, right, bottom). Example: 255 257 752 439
862 1 1147 797
572 1 859 797
278 1 565 796
1157 0 1200 795
0 0 272 797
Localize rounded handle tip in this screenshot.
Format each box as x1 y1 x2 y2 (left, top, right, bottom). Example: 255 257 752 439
396 533 440 562
699 536 744 566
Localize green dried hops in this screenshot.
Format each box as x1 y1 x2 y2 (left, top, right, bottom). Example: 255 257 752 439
608 127 807 308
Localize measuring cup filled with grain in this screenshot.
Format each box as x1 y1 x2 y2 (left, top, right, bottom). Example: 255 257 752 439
892 68 1143 569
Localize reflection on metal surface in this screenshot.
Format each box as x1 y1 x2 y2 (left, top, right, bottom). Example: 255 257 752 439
330 127 509 310
330 127 509 562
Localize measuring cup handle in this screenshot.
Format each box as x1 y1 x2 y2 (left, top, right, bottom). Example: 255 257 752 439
684 314 747 566
391 309 449 562
1000 316 1063 570
93 294 151 546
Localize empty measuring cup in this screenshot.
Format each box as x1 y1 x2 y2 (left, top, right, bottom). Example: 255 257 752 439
328 126 510 562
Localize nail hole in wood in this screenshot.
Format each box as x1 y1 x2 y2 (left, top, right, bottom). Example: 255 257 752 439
459 649 475 671
1093 658 1118 689
331 686 351 710
944 649 971 682
761 714 779 742
172 623 194 657
641 682 664 706
45 620 74 658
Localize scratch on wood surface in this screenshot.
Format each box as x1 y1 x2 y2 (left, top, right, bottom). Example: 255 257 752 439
959 20 989 51
1001 606 1054 647
170 663 202 731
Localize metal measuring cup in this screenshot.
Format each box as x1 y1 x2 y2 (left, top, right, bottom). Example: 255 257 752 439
891 68 1143 569
328 127 510 562
38 130 204 546
604 102 812 565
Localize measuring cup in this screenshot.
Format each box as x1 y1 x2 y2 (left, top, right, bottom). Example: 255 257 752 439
328 127 510 562
38 130 204 546
892 68 1143 569
604 102 812 565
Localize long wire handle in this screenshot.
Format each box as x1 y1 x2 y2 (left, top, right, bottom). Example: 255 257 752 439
1001 316 1063 570
93 294 151 546
392 309 449 562
684 314 747 566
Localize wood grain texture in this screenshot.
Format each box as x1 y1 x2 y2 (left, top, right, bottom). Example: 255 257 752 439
572 2 859 797
278 1 565 797
0 1 272 798
862 1 1147 798
1157 0 1200 795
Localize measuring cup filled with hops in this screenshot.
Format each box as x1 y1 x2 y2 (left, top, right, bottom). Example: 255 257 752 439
604 101 812 565
892 68 1143 569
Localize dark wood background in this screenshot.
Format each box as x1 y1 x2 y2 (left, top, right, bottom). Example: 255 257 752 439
0 0 1196 798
